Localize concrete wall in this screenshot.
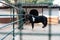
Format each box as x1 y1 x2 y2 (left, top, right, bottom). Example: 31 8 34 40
43 8 59 24
0 8 59 24
0 9 17 18
0 9 17 23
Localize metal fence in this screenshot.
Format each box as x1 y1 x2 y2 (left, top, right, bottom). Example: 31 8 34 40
0 0 60 40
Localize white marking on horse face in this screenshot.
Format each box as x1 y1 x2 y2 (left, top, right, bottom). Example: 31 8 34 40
32 16 35 22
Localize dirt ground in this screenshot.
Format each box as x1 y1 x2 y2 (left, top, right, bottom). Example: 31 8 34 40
0 23 60 40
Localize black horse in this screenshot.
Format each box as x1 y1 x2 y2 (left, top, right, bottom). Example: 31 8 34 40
26 14 47 29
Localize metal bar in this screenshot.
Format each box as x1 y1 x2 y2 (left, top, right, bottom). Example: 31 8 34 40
0 1 20 10
0 14 24 16
0 18 24 29
0 22 24 40
12 8 15 40
0 27 17 40
1 31 12 40
48 1 52 40
48 2 52 40
0 32 60 36
49 6 51 40
42 7 43 16
17 3 23 40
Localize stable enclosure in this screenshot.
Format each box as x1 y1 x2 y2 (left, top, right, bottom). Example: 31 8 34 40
0 0 60 40
0 7 59 24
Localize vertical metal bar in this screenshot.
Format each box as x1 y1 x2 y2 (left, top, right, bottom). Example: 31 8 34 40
13 8 15 40
10 7 15 40
19 5 23 40
17 3 23 40
48 3 52 40
49 7 51 40
42 7 43 16
20 30 22 40
17 4 23 29
48 0 52 40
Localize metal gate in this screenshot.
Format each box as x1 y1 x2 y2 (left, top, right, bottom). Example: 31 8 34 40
0 0 60 40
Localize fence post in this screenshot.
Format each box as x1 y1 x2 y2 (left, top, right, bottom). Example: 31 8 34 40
17 4 24 30
12 8 15 40
16 3 24 40
48 3 53 40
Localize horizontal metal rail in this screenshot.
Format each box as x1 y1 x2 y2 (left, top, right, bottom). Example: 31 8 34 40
0 1 20 10
0 14 24 16
0 32 60 36
0 18 24 29
0 22 24 40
